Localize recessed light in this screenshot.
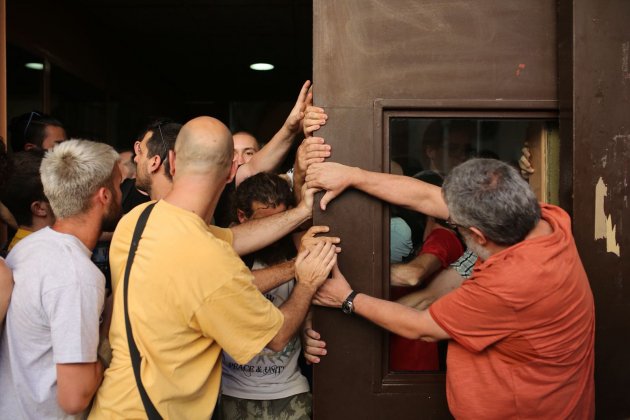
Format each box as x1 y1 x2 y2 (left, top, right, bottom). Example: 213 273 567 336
25 62 44 70
250 63 274 71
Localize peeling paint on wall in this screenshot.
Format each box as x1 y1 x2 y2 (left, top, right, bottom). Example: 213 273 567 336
594 177 620 256
623 41 630 80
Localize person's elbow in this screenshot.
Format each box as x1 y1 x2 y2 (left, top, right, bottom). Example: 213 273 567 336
399 328 439 342
56 362 103 415
57 391 93 415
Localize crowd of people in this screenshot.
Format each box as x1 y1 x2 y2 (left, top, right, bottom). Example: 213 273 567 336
0 80 594 420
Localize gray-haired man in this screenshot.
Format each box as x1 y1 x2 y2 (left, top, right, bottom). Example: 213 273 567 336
0 139 122 419
307 158 595 419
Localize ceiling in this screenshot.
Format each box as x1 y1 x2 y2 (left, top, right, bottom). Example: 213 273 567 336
7 0 313 144
9 0 313 103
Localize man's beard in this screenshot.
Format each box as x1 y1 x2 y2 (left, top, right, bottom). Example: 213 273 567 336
460 229 491 262
253 235 296 266
135 164 152 196
101 195 123 233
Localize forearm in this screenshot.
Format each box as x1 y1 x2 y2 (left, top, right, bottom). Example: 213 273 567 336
390 253 442 287
353 293 440 341
353 168 449 219
231 205 310 256
268 282 316 351
396 268 464 310
252 259 296 294
236 125 295 186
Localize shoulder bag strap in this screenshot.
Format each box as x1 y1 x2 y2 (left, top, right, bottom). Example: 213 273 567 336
123 202 162 420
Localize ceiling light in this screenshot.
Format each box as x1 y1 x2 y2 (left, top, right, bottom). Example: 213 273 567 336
25 62 44 70
250 63 274 71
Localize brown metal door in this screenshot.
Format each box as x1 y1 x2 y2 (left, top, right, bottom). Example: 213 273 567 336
311 1 558 418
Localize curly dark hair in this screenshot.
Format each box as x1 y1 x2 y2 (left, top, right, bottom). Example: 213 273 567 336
234 172 295 219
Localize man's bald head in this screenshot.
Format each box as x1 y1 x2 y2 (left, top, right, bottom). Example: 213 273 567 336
174 117 234 177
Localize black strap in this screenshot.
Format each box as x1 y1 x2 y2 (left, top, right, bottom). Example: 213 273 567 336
123 202 162 420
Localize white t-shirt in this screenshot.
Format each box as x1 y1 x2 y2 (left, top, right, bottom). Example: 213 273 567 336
0 227 105 419
221 260 309 400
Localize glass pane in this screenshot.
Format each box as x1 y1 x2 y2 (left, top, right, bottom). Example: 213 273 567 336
388 117 557 373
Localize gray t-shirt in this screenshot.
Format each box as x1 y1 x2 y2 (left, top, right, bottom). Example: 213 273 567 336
0 227 105 419
221 260 309 400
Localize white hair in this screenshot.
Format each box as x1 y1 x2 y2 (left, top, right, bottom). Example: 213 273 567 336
40 139 119 218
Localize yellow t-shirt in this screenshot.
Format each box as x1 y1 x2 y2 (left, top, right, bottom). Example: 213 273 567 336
8 227 33 252
89 200 283 419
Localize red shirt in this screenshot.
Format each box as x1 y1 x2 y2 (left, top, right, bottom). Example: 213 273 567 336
389 227 464 371
430 204 595 419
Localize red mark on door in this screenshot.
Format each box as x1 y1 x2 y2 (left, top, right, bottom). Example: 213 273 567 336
516 63 526 76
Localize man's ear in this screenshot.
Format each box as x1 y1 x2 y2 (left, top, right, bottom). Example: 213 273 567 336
226 159 238 184
30 200 49 217
168 150 176 178
468 226 488 245
236 209 248 224
147 155 162 174
95 186 111 207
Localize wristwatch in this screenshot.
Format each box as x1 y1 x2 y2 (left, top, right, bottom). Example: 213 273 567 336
341 290 359 315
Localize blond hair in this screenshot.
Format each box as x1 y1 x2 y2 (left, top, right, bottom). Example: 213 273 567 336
40 139 119 218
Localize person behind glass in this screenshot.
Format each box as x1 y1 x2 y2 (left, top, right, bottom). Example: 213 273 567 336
418 120 475 177
8 111 67 152
89 116 338 419
0 150 55 253
306 158 595 419
219 172 315 420
388 171 464 372
0 140 122 418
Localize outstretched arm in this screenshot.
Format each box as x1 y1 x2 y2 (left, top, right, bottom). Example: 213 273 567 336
267 241 337 352
305 162 448 219
390 252 442 287
236 81 312 186
313 265 449 341
395 268 465 311
230 187 318 256
251 259 296 294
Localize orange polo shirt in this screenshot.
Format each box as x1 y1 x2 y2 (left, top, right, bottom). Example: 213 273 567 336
430 204 595 419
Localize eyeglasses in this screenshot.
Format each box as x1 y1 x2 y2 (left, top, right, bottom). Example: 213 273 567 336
23 111 42 136
155 122 169 166
135 122 170 167
445 216 467 231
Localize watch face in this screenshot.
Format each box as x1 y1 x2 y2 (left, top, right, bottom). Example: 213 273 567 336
342 300 353 314
342 291 357 314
